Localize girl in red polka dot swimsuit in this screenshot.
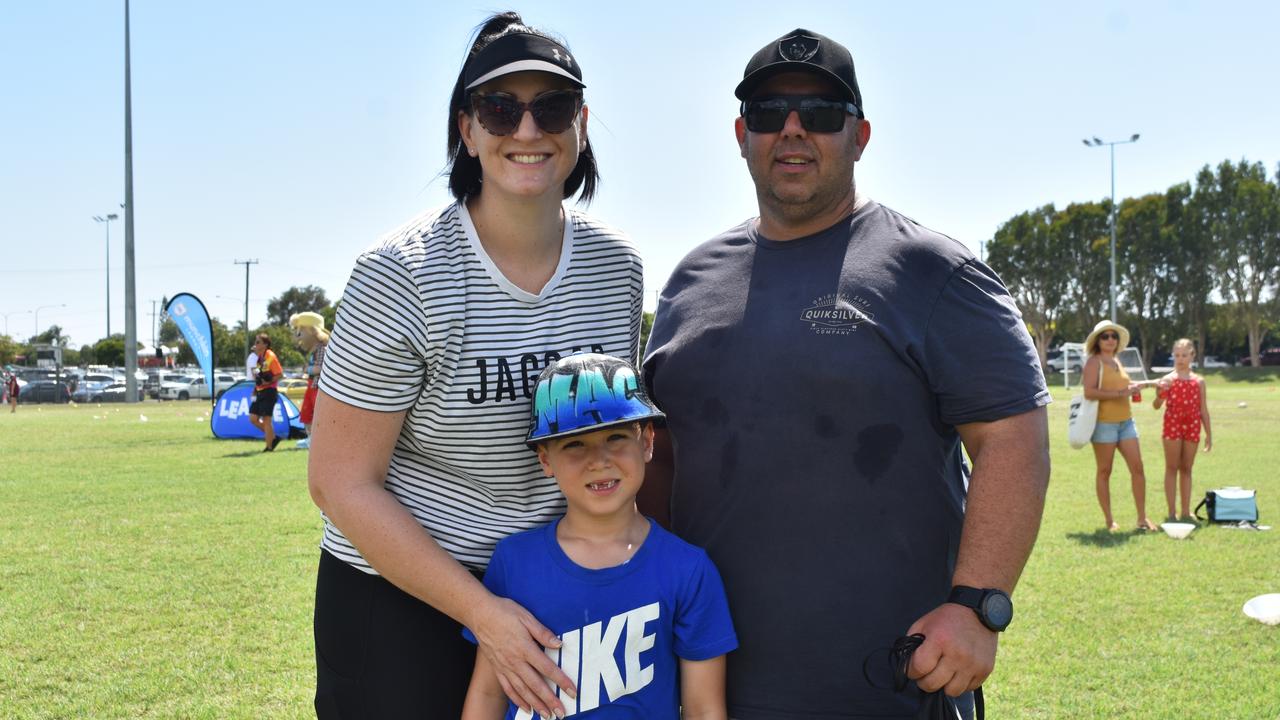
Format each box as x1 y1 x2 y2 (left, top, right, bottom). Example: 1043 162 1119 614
1153 339 1213 522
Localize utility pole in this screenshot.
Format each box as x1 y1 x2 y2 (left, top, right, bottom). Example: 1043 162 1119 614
147 299 159 348
234 259 259 360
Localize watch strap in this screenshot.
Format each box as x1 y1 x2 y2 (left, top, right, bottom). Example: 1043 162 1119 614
947 585 985 609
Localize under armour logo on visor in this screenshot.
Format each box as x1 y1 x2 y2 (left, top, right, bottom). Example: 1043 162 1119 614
779 34 820 61
550 46 573 68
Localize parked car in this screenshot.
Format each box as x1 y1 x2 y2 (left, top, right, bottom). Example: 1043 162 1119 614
18 381 71 404
147 372 195 399
158 373 239 401
92 382 129 402
71 379 113 403
277 377 309 404
1237 349 1280 366
1046 352 1083 374
1200 355 1232 368
18 369 55 384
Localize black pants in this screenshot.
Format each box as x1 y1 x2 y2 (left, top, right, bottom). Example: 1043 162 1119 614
314 550 477 719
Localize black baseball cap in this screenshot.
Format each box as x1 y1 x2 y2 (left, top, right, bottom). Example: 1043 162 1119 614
464 31 585 91
735 29 862 114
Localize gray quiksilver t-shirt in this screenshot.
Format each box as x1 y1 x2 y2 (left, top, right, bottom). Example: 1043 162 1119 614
643 199 1049 719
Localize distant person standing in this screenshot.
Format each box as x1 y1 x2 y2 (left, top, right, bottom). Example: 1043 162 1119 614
289 311 330 449
249 334 284 452
1082 320 1158 532
5 372 18 413
1153 338 1212 522
246 349 259 381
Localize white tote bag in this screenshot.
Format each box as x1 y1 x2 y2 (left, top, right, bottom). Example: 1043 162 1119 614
1067 363 1104 449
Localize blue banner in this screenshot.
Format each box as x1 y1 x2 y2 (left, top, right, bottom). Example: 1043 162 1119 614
211 381 305 440
164 293 214 401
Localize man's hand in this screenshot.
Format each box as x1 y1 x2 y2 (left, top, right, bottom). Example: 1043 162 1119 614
905 603 997 697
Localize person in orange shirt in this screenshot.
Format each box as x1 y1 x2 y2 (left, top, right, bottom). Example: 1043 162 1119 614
249 333 284 452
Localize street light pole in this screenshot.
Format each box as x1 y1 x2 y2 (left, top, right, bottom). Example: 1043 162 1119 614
34 304 66 340
3 310 32 338
1082 133 1140 322
93 213 119 337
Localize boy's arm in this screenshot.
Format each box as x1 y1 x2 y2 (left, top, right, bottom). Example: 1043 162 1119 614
678 655 728 720
461 651 511 720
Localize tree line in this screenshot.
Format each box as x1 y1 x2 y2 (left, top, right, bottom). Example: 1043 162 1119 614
0 285 336 369
6 166 1278 373
986 158 1280 368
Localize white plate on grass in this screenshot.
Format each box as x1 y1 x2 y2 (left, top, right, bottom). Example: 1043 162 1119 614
1242 594 1280 625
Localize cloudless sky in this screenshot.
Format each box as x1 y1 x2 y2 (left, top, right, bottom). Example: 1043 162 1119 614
3 1 1278 350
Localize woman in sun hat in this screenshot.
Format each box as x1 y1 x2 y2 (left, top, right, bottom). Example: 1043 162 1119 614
306 11 642 719
288 311 329 448
1082 319 1158 532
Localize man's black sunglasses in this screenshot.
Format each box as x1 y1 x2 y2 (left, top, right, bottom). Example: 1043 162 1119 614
470 90 583 136
741 95 861 133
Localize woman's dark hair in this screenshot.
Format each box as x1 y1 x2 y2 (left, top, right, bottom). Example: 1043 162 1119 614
446 12 598 204
255 333 271 349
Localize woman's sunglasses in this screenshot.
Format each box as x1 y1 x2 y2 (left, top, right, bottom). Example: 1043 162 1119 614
741 95 861 133
470 90 583 137
1098 332 1120 340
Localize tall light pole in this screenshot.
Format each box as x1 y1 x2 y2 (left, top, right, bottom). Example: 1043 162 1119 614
121 0 140 402
3 310 32 338
34 304 66 340
1082 133 1140 322
93 213 119 337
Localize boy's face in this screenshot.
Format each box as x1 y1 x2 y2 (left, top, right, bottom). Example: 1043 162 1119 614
536 422 654 518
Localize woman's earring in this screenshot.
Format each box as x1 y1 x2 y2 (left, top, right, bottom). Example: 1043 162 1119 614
467 147 477 157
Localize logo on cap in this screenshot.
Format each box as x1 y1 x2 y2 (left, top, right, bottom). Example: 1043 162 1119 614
779 34 820 62
525 353 664 447
550 46 573 69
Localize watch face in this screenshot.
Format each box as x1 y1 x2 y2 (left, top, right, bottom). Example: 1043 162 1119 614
982 592 1014 630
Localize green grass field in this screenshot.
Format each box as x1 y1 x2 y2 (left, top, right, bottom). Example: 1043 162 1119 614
2 371 1278 718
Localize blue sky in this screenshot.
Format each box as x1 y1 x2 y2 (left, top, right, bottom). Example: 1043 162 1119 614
3 1 1278 350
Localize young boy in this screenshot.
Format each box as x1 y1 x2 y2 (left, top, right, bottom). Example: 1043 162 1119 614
461 353 737 720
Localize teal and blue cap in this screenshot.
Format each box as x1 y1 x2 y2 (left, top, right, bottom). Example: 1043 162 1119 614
525 352 665 449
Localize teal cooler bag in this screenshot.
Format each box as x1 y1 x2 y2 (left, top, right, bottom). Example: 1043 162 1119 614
1195 487 1259 523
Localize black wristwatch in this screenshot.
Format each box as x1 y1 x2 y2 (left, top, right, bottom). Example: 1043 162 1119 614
947 586 1013 632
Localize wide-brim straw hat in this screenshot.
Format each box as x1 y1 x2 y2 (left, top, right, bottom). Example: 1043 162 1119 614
1085 320 1129 354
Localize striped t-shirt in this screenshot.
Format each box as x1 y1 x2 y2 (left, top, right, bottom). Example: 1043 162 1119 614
318 202 644 573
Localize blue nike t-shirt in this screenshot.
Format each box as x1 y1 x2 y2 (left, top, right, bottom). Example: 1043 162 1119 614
464 517 738 719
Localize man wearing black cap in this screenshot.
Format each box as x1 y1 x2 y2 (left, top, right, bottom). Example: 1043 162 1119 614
642 28 1051 719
